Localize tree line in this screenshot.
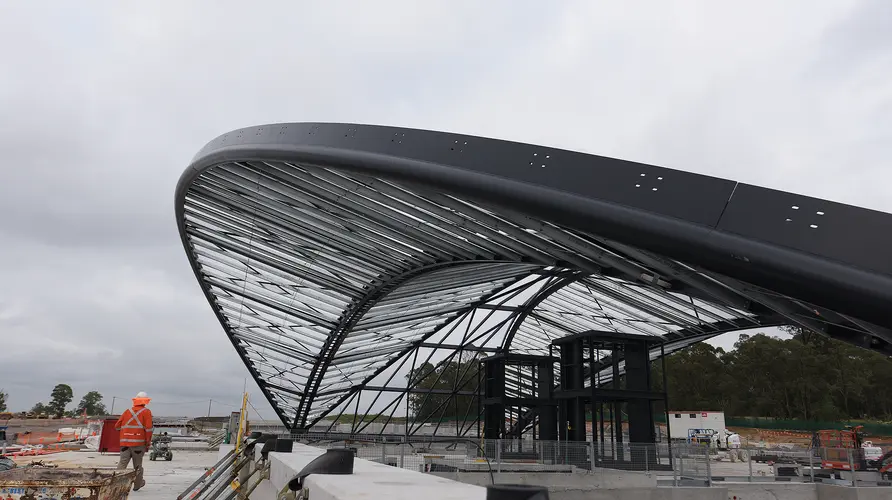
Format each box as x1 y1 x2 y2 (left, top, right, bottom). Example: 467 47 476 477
654 327 892 422
405 326 892 423
0 384 108 418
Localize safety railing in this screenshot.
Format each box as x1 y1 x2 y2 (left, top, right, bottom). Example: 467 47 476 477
294 437 707 482
282 433 891 489
177 432 274 500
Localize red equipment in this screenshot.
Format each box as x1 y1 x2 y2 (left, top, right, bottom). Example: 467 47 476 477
97 417 122 453
815 426 867 471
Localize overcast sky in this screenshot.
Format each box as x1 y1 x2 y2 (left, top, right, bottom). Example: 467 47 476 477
1 1 890 419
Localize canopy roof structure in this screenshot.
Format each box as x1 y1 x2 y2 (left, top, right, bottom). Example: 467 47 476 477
175 123 892 434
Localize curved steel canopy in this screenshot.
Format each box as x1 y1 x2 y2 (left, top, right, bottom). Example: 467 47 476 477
175 122 892 432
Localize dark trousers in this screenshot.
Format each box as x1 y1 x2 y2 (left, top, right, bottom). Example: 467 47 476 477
118 445 146 488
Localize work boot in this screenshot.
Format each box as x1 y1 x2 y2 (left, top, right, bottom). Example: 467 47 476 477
133 480 146 491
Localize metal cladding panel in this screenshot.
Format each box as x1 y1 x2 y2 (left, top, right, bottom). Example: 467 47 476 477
185 123 892 330
194 123 737 227
717 183 892 277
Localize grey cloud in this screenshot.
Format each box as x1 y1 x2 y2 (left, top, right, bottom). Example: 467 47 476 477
1 1 890 420
810 0 892 73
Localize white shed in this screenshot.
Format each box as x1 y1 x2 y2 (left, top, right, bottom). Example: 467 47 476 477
667 411 726 440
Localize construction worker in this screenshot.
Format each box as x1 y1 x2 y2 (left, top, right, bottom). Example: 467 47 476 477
727 431 742 462
115 391 153 491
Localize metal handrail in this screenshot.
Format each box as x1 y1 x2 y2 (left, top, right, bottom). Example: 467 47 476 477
178 434 268 500
177 447 237 500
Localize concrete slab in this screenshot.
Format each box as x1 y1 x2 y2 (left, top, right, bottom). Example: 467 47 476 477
270 444 487 500
10 450 219 500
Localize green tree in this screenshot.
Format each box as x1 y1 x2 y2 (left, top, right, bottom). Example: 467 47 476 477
75 391 107 417
30 402 48 415
406 355 480 422
0 389 7 412
659 342 730 411
654 328 892 421
48 384 74 418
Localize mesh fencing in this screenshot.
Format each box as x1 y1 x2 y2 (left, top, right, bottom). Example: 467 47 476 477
282 434 891 488
291 437 705 476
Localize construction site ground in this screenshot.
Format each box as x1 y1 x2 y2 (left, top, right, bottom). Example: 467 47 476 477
10 450 219 499
728 427 892 448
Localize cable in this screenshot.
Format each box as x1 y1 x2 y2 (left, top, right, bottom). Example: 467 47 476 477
148 400 210 406
247 399 266 421
210 400 241 408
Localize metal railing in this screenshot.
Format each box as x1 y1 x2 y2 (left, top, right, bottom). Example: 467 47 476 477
177 434 271 500
281 433 891 488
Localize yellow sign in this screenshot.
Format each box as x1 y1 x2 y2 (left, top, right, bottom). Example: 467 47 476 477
233 392 248 455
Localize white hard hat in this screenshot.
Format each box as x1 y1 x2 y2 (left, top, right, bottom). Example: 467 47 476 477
135 391 148 398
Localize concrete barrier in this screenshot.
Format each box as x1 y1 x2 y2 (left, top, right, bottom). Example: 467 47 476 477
548 489 728 500
269 444 487 500
717 481 892 500
816 484 892 500
725 482 816 500
217 443 234 461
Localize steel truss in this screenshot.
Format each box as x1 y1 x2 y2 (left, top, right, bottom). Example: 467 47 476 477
175 123 892 435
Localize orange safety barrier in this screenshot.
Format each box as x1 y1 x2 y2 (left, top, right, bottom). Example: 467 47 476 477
758 430 810 439
11 448 65 457
9 424 96 448
14 430 80 445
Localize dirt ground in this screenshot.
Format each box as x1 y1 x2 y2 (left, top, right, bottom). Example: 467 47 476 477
728 427 892 449
11 454 101 467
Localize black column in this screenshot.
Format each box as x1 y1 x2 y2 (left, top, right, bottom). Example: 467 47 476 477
483 357 505 440
625 339 656 465
537 359 557 441
559 338 586 442
612 346 624 462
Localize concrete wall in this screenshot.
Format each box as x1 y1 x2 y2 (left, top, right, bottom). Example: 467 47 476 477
217 443 234 461
816 484 892 500
724 482 816 500
549 489 727 500
718 482 892 500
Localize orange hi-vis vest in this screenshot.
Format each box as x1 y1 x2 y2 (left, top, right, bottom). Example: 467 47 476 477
115 406 154 447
